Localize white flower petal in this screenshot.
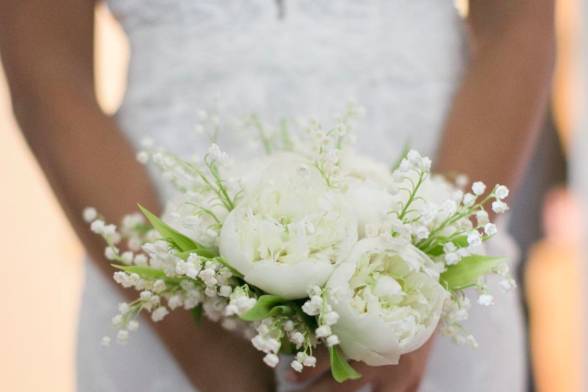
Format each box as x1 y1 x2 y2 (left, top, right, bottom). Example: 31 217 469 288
346 184 398 239
245 260 334 299
326 237 448 365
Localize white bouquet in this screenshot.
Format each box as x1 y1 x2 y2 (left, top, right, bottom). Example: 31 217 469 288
86 104 514 382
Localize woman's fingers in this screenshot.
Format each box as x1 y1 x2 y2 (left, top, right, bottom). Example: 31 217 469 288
303 373 372 392
286 347 330 383
293 340 434 391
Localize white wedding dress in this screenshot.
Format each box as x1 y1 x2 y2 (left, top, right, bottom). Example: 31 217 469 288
77 1 526 390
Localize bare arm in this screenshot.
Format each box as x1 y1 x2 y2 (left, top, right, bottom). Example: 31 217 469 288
299 2 555 391
0 1 274 390
436 0 556 194
0 0 157 274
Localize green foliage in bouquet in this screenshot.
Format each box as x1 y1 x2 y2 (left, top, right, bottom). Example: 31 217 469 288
330 346 362 383
441 255 505 291
138 204 216 257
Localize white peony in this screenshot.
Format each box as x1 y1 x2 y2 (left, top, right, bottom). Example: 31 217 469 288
340 151 396 191
418 175 459 206
345 184 398 239
341 152 401 238
326 237 448 366
219 155 358 299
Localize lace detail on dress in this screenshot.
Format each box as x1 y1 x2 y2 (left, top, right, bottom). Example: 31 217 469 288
105 0 467 163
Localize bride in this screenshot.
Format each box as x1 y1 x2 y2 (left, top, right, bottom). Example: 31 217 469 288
0 0 554 391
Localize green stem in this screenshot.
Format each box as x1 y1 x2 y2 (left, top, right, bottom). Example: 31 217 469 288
207 161 235 210
418 193 494 250
250 114 272 154
397 171 426 221
177 158 233 211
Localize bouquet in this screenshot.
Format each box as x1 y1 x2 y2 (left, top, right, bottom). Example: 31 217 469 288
86 103 514 382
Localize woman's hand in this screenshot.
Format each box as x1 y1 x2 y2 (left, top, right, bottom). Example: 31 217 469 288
155 314 276 392
290 340 434 392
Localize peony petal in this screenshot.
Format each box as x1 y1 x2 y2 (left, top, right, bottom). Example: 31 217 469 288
346 185 398 238
218 208 257 275
245 260 334 299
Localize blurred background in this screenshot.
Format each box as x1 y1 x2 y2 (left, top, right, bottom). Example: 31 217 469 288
0 1 586 391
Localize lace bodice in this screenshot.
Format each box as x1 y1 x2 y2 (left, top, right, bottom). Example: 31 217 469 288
106 0 467 161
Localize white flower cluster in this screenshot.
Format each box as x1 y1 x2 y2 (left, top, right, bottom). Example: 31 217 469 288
141 143 241 251
302 286 341 347
224 286 256 317
251 320 282 368
249 313 319 373
377 151 512 270
139 142 238 210
86 106 515 382
106 276 171 344
193 108 222 142
294 102 364 188
86 210 244 344
439 293 478 348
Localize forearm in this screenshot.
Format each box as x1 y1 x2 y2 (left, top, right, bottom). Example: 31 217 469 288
0 0 160 270
13 88 159 274
436 18 555 194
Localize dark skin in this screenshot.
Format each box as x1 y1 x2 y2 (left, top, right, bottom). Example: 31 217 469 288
0 0 554 391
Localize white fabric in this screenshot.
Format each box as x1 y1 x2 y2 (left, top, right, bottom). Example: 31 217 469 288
77 1 526 390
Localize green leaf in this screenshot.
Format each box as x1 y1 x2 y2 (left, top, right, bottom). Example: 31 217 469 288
113 265 182 284
390 141 411 171
452 235 469 248
329 346 362 383
193 247 218 259
114 264 168 280
268 305 293 317
191 305 203 324
239 295 285 321
424 235 469 256
138 204 217 257
138 204 197 251
440 254 505 291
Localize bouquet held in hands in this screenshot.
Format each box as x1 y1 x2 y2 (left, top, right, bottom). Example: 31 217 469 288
86 103 514 382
